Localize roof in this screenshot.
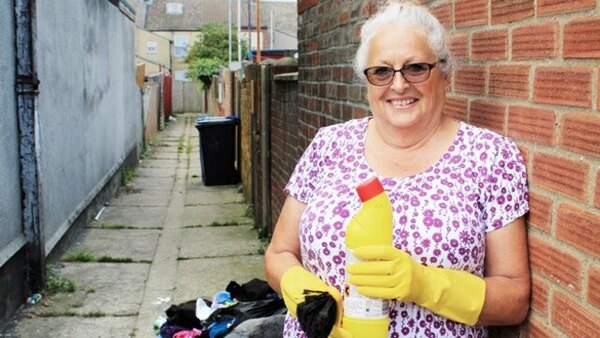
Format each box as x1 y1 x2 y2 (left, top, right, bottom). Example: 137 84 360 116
142 0 297 37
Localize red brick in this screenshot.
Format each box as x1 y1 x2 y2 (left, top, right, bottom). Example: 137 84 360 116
526 317 555 338
531 153 589 201
338 11 350 25
531 276 550 316
527 192 553 233
533 67 592 108
512 22 558 60
596 172 600 208
472 29 507 61
508 106 555 145
469 100 506 134
552 291 600 337
491 0 534 24
538 0 596 16
431 3 452 28
298 0 319 14
449 33 469 60
455 0 487 27
529 235 582 293
560 112 600 157
489 65 530 99
556 203 600 259
454 65 485 94
589 264 600 308
564 18 600 59
443 96 468 121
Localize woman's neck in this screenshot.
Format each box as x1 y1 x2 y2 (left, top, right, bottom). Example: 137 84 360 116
370 115 451 152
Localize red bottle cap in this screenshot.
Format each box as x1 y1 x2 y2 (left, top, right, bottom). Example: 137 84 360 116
356 177 384 202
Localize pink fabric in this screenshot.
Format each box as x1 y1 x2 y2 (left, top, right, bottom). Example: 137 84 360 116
173 328 202 338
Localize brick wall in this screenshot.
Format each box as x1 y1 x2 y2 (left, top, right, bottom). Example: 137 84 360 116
295 0 600 336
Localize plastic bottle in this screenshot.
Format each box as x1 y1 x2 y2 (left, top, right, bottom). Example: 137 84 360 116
343 177 393 337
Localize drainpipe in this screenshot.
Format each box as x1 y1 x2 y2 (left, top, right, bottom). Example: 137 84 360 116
260 65 271 236
15 0 45 292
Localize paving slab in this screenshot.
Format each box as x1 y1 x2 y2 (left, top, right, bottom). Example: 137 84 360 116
2 316 136 338
125 176 174 191
138 159 180 169
135 167 176 178
174 255 265 303
30 263 149 316
148 151 179 160
96 206 167 228
111 189 171 207
179 225 261 258
182 204 252 227
66 228 160 262
185 186 245 205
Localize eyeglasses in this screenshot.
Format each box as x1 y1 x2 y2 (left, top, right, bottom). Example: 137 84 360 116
363 62 438 86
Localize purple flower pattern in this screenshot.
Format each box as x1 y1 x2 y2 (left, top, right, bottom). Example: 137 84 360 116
282 118 529 338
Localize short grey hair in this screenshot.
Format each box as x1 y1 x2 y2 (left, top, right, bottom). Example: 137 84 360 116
353 0 453 81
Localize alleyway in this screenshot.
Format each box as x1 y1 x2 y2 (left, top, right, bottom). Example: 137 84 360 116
0 113 266 337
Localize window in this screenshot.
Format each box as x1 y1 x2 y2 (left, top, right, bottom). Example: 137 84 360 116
173 36 188 58
166 3 183 14
146 41 158 54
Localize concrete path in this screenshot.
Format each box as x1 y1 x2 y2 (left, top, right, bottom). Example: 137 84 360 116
0 113 266 337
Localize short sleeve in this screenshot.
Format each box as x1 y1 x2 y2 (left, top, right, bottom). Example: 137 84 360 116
284 128 329 203
482 137 529 232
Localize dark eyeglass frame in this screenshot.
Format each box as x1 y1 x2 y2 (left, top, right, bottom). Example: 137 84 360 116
363 62 439 86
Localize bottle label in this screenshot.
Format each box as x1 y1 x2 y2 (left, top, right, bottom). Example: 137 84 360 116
343 250 389 319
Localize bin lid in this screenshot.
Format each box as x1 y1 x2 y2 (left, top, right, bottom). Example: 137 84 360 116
195 115 240 127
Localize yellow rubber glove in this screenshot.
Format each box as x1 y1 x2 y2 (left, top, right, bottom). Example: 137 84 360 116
280 266 350 338
346 245 486 326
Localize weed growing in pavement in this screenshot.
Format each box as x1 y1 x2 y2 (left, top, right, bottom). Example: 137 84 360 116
46 266 76 294
82 311 106 318
183 221 238 228
35 310 78 317
245 205 255 218
63 251 95 262
63 251 139 264
177 135 185 153
95 223 136 229
122 168 136 185
97 255 133 263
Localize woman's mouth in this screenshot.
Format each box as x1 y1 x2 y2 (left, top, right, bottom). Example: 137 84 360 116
389 98 418 108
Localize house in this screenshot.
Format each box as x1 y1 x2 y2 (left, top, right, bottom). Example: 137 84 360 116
136 0 298 81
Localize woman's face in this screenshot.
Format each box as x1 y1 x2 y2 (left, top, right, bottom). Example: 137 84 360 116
365 25 447 130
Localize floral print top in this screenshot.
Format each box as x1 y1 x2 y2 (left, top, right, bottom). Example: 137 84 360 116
282 117 529 338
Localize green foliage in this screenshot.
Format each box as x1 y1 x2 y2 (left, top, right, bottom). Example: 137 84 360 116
122 168 136 185
185 23 248 89
47 266 76 294
63 251 95 262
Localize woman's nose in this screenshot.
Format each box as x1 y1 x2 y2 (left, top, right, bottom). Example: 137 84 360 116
389 71 410 91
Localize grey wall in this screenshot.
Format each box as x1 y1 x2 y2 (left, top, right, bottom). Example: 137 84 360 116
0 0 25 264
35 0 142 253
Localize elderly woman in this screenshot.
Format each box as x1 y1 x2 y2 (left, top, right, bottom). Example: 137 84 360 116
265 0 530 337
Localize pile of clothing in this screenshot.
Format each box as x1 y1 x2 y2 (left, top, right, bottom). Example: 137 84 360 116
156 279 286 338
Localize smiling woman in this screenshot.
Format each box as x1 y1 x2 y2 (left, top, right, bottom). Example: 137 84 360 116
265 1 531 338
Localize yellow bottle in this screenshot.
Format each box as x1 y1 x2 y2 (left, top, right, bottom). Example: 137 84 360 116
343 177 393 337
